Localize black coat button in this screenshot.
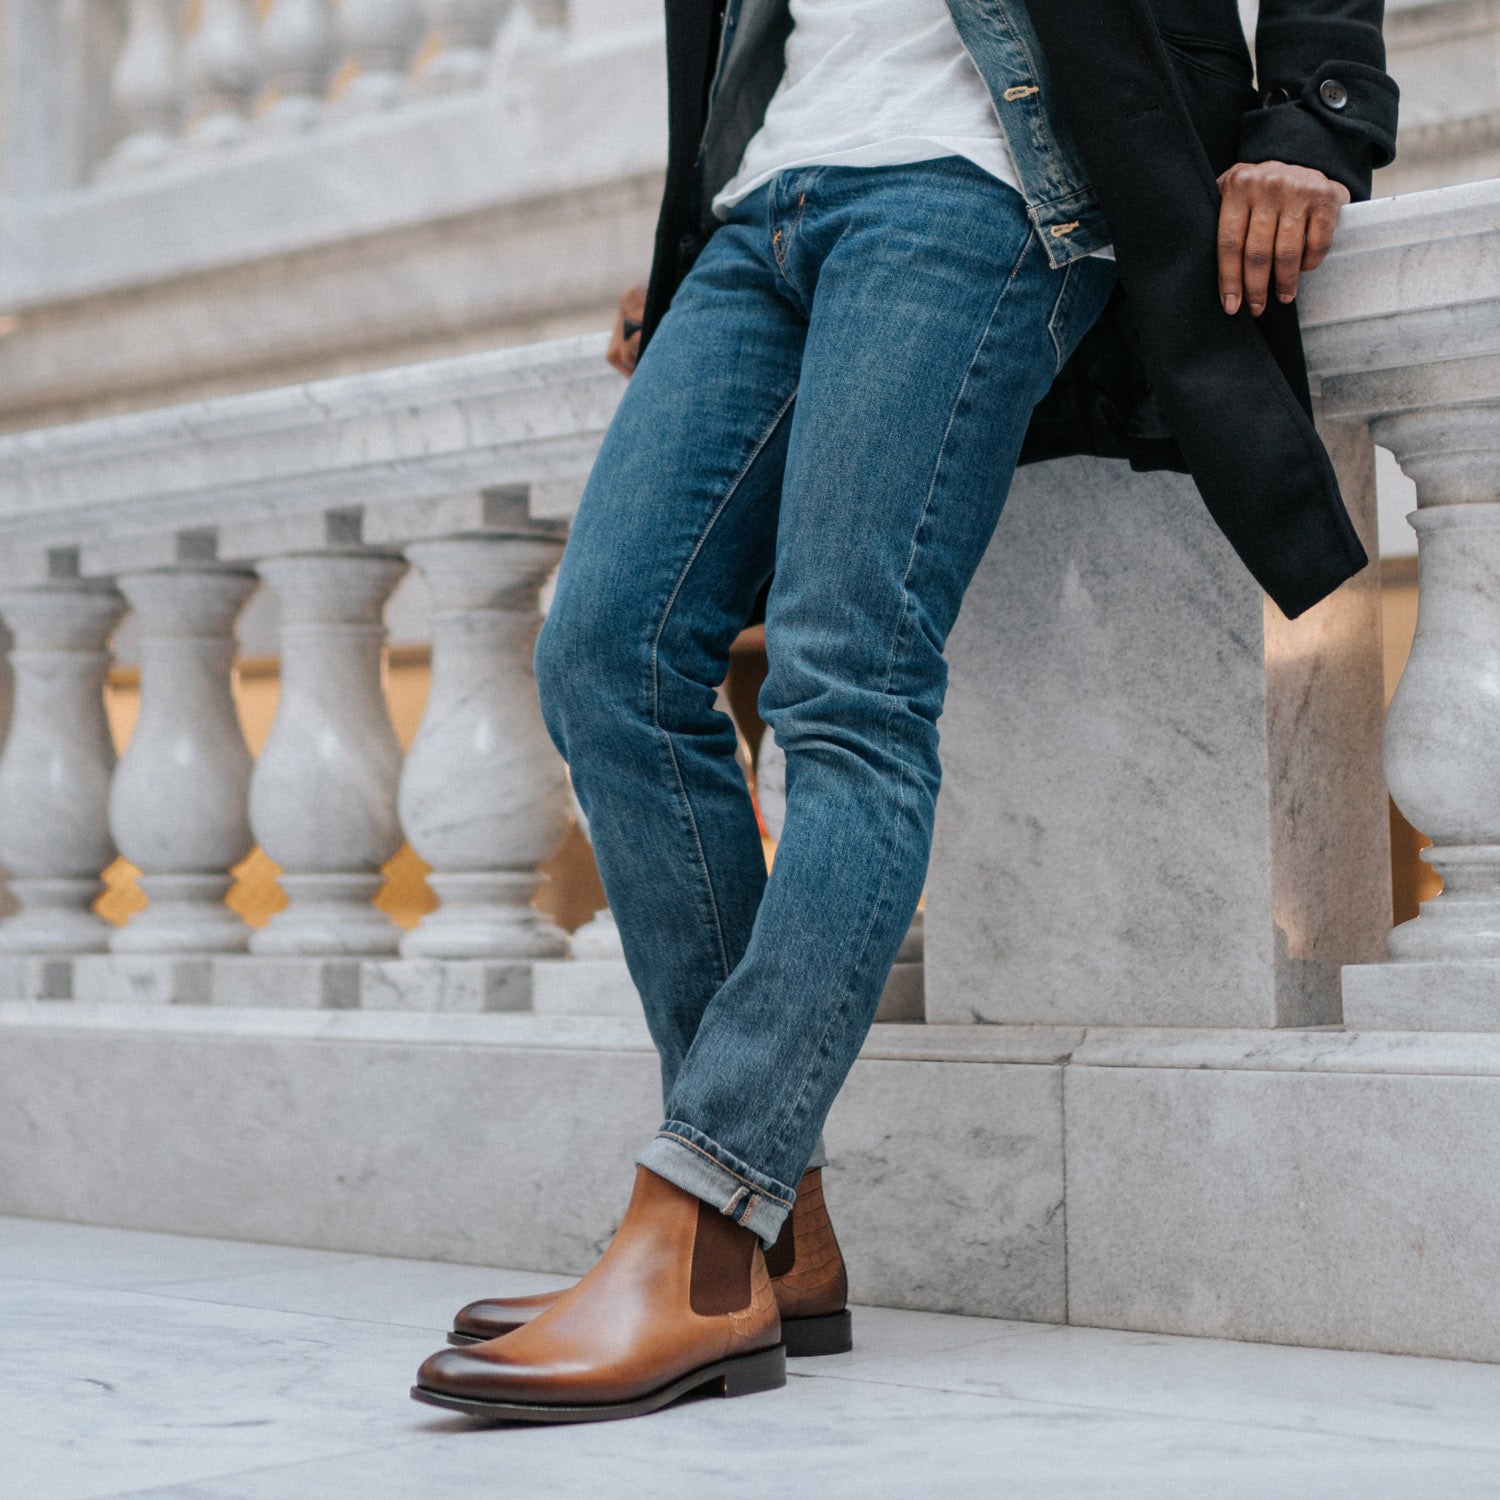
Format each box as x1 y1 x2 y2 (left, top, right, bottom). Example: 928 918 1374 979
1319 78 1350 110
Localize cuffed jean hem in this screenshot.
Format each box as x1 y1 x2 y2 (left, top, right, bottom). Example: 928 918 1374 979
636 1122 798 1248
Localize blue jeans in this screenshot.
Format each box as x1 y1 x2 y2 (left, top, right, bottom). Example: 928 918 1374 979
533 156 1116 1245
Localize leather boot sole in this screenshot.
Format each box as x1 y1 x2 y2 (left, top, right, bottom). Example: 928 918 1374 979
447 1307 852 1358
410 1342 787 1424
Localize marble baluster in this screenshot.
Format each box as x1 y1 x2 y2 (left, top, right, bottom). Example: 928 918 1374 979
103 0 188 174
1374 409 1500 966
398 535 570 959
1339 399 1500 1030
0 582 125 955
108 569 258 954
183 0 263 147
335 0 426 113
249 553 407 956
258 0 338 133
416 0 509 92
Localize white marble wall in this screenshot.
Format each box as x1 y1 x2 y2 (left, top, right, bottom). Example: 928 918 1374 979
925 427 1390 1029
1065 1051 1500 1363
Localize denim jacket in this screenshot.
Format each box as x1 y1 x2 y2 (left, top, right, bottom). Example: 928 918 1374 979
698 0 1111 267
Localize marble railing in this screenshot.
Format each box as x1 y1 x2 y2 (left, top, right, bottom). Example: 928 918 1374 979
0 178 1494 1025
0 336 623 1007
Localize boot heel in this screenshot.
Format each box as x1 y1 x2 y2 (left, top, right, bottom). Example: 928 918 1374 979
719 1344 787 1398
784 1309 853 1357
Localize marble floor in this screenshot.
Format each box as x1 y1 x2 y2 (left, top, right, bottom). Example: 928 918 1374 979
5 1219 1500 1500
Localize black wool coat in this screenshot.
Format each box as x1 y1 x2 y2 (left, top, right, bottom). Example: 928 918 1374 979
639 0 1400 620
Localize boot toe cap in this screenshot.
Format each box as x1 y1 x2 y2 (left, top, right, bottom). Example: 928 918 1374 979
451 1300 513 1339
417 1347 502 1397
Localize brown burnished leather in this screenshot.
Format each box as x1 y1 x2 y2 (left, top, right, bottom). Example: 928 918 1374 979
449 1289 561 1341
417 1166 780 1408
450 1165 847 1342
766 1168 848 1320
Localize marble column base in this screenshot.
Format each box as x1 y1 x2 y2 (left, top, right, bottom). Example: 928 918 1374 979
249 875 400 958
210 955 361 1009
72 955 214 1006
358 958 532 1013
398 873 569 960
0 878 112 956
1341 960 1500 1031
109 876 249 955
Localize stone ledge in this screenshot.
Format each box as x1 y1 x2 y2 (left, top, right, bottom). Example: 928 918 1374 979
4 1004 1499 1357
0 1008 1066 1323
6 1002 1500 1075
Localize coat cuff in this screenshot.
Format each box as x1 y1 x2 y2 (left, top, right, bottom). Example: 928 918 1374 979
1237 60 1399 203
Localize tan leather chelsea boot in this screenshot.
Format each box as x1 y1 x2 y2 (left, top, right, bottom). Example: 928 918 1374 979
447 1166 852 1357
412 1166 785 1423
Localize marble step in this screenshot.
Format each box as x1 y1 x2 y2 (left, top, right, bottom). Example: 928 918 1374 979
2 1002 1499 1363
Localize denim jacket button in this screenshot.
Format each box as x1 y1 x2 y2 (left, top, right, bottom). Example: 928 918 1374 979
1318 78 1350 110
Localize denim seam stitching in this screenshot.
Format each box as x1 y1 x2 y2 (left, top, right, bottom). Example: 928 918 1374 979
654 1129 796 1209
769 231 1035 1156
648 385 800 983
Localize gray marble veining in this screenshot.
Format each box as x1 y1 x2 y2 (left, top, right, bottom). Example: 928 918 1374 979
925 426 1389 1030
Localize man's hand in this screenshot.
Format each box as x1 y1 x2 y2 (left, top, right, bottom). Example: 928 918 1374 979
607 283 649 376
1215 161 1350 317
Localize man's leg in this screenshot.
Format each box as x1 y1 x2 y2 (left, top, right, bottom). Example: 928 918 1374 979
533 197 803 1089
641 157 1119 1243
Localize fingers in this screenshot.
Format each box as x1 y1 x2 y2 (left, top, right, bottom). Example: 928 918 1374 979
1217 179 1251 316
1241 201 1280 316
1301 202 1340 272
1272 206 1309 304
1216 163 1351 317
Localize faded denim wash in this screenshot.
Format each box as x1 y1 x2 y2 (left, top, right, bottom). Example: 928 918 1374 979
533 156 1117 1244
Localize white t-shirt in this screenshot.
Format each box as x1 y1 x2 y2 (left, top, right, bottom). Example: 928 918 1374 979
711 0 1020 217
